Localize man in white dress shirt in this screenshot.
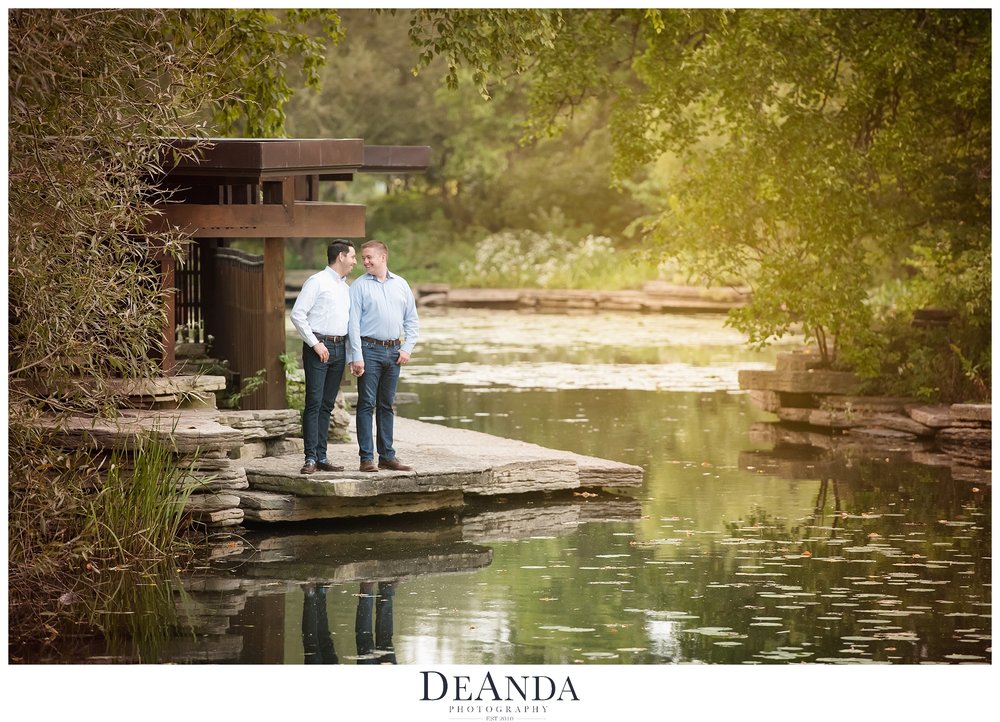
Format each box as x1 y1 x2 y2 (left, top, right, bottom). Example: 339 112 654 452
290 240 357 474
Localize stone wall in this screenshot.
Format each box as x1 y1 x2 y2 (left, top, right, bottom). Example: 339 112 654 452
410 281 751 313
50 407 249 530
35 376 347 531
740 351 991 473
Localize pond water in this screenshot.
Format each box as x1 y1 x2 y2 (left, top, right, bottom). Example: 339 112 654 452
58 309 993 666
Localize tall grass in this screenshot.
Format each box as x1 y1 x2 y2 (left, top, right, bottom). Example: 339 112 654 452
89 560 194 663
8 420 198 659
87 432 196 566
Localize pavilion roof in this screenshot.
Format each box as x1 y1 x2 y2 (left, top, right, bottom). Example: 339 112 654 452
153 137 431 239
165 137 431 178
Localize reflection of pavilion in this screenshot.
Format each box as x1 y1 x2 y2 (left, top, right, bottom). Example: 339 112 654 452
162 494 640 663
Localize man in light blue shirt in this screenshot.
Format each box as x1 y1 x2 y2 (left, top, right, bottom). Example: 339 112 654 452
291 240 356 475
348 240 419 472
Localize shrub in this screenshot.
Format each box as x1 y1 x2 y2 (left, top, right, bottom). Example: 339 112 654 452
459 230 650 290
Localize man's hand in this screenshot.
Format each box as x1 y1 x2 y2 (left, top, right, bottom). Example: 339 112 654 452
396 350 411 365
351 360 365 377
313 342 329 363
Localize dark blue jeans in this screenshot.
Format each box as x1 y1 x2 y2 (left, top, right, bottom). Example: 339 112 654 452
355 342 401 463
302 585 338 664
302 339 346 464
355 581 396 664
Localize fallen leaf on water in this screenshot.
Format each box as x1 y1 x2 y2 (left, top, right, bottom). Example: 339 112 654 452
802 551 812 557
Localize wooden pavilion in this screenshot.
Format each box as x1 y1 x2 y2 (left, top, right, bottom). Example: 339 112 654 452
150 138 430 409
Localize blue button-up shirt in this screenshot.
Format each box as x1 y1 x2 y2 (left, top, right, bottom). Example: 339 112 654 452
348 271 420 358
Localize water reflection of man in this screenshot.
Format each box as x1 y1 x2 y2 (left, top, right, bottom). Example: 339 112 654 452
355 581 397 664
302 584 338 664
300 581 398 664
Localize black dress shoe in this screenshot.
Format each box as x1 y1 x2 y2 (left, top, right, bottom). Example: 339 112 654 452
316 461 344 472
378 458 412 471
300 461 317 474
359 460 379 472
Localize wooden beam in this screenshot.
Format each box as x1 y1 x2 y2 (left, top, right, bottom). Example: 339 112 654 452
152 202 366 239
361 145 432 173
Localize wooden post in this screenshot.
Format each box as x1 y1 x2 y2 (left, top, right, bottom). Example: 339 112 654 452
159 243 176 376
200 239 219 346
258 176 293 409
239 594 287 663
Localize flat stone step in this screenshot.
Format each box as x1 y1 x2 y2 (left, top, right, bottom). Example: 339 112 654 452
739 368 861 395
45 409 245 453
950 404 991 423
240 417 643 522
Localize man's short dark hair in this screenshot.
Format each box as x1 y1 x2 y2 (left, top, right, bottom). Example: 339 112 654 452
328 240 353 264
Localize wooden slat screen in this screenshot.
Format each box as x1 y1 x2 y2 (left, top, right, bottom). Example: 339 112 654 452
175 241 202 331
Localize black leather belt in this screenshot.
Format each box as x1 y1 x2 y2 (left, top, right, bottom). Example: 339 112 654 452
362 336 401 347
315 334 345 342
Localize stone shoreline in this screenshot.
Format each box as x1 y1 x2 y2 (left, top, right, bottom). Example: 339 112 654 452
284 272 750 313
411 280 749 313
739 351 991 481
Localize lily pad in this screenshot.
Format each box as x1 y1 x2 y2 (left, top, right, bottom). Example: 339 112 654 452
539 625 597 633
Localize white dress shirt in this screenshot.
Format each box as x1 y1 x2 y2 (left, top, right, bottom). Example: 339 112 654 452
290 266 350 348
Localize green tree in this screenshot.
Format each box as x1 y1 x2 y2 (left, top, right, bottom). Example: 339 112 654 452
161 8 343 138
9 8 343 411
283 9 649 282
8 8 343 649
405 8 990 397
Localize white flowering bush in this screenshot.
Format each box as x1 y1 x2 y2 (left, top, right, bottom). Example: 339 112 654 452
460 231 619 289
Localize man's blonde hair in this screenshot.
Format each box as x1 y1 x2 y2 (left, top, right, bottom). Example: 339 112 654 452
361 239 388 258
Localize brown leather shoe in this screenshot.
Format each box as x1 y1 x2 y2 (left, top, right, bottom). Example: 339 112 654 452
378 458 412 471
316 461 344 472
300 461 317 475
359 460 379 473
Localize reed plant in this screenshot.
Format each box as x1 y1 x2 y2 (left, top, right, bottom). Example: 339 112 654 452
86 432 196 567
8 419 198 659
89 560 194 663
